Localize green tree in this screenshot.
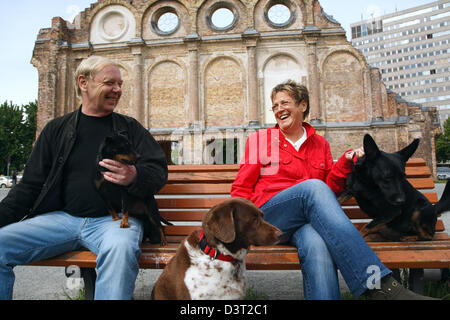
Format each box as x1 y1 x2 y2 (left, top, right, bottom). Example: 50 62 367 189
436 117 450 163
0 100 37 175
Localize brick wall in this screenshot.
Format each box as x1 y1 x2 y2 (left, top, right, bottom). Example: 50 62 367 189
31 0 441 174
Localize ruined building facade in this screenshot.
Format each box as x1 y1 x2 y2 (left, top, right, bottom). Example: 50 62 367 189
31 0 441 172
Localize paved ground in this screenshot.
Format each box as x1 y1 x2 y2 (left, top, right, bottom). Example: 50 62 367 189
1 183 449 300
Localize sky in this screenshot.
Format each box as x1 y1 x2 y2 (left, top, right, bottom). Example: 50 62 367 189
0 0 436 106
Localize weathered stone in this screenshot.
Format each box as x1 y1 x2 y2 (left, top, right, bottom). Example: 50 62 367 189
31 0 440 174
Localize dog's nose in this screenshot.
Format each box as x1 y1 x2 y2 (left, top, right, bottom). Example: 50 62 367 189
392 196 405 206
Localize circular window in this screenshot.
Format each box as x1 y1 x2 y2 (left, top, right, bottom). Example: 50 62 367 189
157 12 179 33
152 8 180 35
207 3 238 31
212 8 234 29
266 2 294 28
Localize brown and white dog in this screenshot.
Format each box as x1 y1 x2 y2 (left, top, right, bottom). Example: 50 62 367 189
151 197 281 300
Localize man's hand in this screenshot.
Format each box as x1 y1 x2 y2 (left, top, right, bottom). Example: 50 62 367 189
99 159 137 186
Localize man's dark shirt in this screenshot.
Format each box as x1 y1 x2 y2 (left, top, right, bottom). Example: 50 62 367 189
62 113 112 217
0 107 168 230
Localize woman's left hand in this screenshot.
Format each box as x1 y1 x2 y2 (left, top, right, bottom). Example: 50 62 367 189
345 146 365 161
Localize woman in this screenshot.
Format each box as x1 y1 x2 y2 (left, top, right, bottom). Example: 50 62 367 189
231 80 434 300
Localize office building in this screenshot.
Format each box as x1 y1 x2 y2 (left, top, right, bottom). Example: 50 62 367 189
351 0 450 117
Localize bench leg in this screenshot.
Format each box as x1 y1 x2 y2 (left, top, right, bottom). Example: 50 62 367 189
80 268 97 300
442 268 450 281
391 269 402 282
408 268 424 294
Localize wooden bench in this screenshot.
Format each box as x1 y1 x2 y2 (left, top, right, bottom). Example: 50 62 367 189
30 158 450 299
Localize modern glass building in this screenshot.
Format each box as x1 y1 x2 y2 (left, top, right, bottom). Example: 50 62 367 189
350 0 450 115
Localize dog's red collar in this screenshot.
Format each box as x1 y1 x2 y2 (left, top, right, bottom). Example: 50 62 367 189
199 230 235 262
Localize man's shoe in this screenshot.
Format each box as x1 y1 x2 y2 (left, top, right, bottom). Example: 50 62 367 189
366 275 439 300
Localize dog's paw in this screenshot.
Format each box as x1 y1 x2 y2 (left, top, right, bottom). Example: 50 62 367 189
399 235 419 242
120 221 130 228
359 224 370 237
337 191 353 204
363 233 388 242
160 235 168 246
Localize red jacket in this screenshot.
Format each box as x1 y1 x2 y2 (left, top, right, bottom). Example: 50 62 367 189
231 123 354 208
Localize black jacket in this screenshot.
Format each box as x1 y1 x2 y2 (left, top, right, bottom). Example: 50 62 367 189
0 107 168 229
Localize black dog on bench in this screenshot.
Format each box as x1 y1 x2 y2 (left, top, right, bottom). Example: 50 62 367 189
341 134 450 241
94 132 170 245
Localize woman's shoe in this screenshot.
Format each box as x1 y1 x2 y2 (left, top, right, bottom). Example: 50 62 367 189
366 275 439 300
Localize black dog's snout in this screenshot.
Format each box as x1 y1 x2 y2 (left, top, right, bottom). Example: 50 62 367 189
390 195 405 206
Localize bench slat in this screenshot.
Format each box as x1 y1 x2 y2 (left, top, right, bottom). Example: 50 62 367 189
341 192 438 206
162 212 445 236
353 220 446 232
159 183 231 194
161 225 450 242
343 206 443 220
167 164 239 173
167 172 237 183
29 251 96 268
407 178 435 189
248 239 450 251
157 192 438 209
404 158 426 167
158 178 434 195
245 248 450 270
165 225 200 236
157 197 229 209
33 239 449 270
405 166 431 178
167 159 426 171
160 210 206 221
373 250 450 269
159 204 441 223
166 167 431 183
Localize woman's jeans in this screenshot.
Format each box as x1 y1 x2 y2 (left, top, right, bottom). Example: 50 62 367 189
261 179 391 299
0 211 143 300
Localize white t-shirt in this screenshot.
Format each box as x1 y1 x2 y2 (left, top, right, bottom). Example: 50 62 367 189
285 127 307 152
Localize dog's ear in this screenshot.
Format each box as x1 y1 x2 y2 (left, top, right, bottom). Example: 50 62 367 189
363 134 380 160
206 203 236 243
396 139 420 163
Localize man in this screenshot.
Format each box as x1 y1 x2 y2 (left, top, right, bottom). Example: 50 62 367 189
0 56 168 300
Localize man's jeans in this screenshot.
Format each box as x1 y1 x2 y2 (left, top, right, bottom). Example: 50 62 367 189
261 179 391 299
0 211 143 300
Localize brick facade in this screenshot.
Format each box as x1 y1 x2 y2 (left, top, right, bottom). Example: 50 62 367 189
31 0 441 173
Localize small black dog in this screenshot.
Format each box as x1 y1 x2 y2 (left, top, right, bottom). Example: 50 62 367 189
94 132 169 245
342 134 450 241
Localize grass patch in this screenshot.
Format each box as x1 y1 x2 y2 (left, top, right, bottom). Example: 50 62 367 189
64 288 86 300
244 286 269 300
424 279 450 299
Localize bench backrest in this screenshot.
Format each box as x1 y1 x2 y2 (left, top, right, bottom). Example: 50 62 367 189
155 158 441 245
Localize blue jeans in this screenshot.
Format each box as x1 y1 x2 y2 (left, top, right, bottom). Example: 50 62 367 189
0 211 143 300
260 179 391 299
